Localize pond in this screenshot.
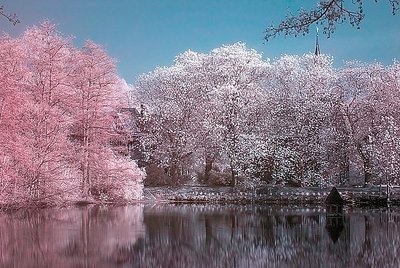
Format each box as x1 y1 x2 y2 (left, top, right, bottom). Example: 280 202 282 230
1 204 399 267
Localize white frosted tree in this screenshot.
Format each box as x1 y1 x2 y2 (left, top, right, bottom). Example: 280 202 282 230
202 43 270 185
334 62 394 185
262 54 336 186
137 43 269 186
137 54 205 183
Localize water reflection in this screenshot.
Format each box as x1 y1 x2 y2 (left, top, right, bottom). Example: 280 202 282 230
1 204 400 267
326 205 345 243
0 206 145 267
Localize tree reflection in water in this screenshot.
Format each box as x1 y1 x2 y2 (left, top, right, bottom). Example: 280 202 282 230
1 205 400 267
0 206 145 267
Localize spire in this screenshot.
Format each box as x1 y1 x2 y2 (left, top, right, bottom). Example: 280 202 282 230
315 27 321 56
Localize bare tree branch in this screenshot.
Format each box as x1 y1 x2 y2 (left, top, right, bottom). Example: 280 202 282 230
265 0 399 41
0 5 20 25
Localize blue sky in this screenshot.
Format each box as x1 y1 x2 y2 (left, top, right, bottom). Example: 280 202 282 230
1 0 399 83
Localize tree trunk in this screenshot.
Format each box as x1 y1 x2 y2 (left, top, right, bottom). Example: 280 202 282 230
204 154 213 183
356 139 373 187
169 161 181 184
339 151 350 186
363 157 372 186
82 126 90 198
230 165 237 187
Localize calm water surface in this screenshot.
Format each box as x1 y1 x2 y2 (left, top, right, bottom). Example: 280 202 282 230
1 204 399 268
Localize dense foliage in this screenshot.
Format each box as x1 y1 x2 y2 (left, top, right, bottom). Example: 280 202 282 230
2 22 398 196
136 43 400 187
0 22 144 206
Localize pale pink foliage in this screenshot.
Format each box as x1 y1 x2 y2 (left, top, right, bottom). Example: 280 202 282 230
0 22 144 206
0 34 28 201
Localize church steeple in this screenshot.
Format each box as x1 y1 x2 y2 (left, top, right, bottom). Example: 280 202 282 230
315 27 321 56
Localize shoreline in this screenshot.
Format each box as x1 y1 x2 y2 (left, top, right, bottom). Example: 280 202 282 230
2 185 399 211
144 185 400 207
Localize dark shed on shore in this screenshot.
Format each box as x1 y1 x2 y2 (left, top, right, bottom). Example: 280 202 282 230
325 187 344 215
325 187 344 205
